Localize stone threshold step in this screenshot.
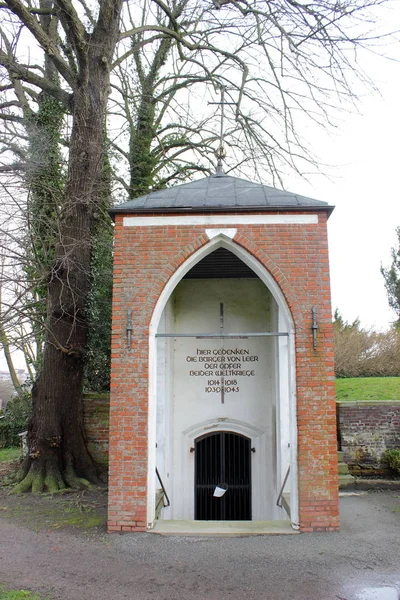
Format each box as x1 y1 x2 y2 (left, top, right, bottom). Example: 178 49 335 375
150 519 298 536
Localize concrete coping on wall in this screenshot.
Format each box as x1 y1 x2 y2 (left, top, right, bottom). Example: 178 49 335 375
83 395 400 405
337 400 400 406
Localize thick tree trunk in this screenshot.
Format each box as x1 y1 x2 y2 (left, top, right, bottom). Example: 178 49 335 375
15 0 123 493
17 348 97 492
129 95 156 198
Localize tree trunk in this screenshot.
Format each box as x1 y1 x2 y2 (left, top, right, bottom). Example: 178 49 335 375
128 23 178 199
0 262 22 395
0 325 21 395
16 0 123 493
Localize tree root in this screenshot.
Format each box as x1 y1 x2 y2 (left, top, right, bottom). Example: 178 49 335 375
13 471 35 494
13 455 96 494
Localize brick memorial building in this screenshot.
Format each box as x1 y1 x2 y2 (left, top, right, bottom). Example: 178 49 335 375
108 171 338 533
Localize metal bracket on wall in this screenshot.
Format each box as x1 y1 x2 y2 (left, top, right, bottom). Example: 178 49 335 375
126 308 133 350
311 306 318 350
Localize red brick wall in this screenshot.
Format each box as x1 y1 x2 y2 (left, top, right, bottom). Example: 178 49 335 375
108 211 339 532
338 401 400 463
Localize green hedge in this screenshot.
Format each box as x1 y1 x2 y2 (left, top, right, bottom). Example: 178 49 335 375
381 449 400 474
0 392 31 448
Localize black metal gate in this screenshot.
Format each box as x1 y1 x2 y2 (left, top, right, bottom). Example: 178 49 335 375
194 431 252 520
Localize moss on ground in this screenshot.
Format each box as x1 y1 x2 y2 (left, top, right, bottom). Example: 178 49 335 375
0 483 107 533
0 455 107 534
0 588 46 600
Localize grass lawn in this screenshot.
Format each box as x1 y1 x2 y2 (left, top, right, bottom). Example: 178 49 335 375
0 589 45 600
336 377 400 401
0 447 20 463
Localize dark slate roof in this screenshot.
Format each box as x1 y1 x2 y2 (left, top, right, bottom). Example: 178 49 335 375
110 174 333 216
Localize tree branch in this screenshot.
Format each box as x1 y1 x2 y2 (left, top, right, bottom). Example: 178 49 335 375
2 0 75 87
54 0 88 73
0 48 72 106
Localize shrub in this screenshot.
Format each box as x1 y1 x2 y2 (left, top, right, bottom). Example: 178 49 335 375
381 449 400 475
334 311 400 378
0 387 32 448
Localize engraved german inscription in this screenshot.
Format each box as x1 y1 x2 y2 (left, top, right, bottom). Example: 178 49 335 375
185 347 258 394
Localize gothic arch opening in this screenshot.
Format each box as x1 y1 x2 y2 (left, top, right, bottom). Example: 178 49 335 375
148 238 297 527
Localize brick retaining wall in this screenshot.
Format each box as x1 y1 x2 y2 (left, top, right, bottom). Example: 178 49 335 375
82 395 400 470
337 401 400 463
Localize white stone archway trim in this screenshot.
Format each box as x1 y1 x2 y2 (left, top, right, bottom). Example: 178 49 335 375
205 228 237 239
147 234 298 529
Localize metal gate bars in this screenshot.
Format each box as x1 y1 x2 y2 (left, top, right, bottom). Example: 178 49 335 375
194 431 252 520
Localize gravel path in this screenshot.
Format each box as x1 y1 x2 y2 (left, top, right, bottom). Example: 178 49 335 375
1 490 399 600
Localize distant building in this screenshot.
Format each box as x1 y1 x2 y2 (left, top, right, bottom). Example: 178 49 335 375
0 369 27 381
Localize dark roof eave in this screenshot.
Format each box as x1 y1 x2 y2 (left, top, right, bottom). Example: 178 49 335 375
109 204 335 220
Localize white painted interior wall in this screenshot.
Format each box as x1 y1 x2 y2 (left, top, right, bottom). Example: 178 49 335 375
156 277 289 521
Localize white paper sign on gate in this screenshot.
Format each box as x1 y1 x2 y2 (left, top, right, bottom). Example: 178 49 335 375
213 484 228 498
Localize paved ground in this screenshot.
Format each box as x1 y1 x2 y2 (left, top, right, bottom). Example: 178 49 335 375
0 490 399 600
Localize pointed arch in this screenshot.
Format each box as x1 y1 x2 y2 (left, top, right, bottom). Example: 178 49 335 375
150 232 298 338
146 233 298 527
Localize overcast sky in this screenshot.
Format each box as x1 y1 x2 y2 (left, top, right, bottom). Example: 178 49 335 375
286 13 400 332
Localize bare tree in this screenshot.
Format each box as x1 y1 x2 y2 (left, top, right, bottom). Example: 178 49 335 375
333 311 400 377
109 0 387 190
0 173 39 388
0 256 23 393
0 0 392 492
0 179 49 384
